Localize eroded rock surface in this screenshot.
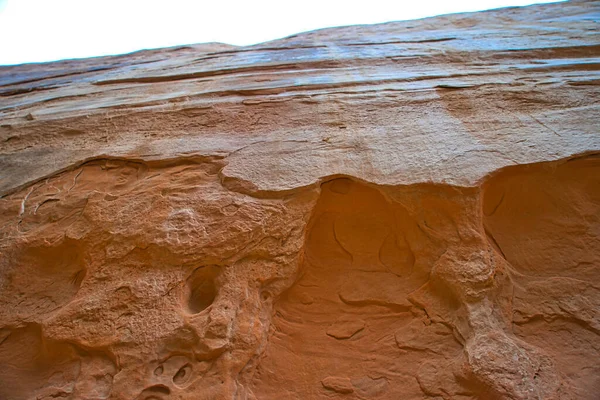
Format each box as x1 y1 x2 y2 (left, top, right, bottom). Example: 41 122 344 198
1 1 599 399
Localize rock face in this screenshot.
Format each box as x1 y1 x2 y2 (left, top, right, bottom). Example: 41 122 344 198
0 1 599 399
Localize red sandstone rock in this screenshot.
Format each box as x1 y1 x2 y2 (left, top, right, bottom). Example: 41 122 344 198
0 1 599 399
321 376 355 394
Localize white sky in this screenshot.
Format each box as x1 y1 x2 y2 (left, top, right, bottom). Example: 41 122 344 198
0 0 561 65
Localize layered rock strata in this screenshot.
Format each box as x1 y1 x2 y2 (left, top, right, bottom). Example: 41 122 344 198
0 1 599 399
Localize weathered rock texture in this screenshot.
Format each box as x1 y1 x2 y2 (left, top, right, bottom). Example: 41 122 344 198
0 1 599 399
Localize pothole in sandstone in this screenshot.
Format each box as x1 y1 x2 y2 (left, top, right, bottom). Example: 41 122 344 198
185 265 220 314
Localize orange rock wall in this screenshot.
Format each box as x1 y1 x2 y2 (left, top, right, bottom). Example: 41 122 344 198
0 1 599 399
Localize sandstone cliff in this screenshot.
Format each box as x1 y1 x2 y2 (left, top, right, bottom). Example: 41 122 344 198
0 1 599 399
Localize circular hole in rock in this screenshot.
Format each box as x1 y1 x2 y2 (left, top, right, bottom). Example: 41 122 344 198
173 363 193 386
145 385 170 394
137 384 170 400
186 265 220 314
261 291 271 301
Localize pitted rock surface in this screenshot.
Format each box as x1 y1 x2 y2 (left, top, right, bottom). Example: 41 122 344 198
0 1 599 399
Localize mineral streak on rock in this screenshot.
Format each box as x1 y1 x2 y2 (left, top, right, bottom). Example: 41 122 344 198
0 1 599 399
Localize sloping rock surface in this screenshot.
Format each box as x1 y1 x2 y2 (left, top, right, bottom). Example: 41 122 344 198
0 1 599 399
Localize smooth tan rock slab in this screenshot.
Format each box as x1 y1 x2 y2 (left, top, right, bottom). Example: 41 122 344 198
0 1 599 399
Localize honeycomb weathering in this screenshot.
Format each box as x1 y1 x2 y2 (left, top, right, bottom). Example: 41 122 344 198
0 1 599 399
